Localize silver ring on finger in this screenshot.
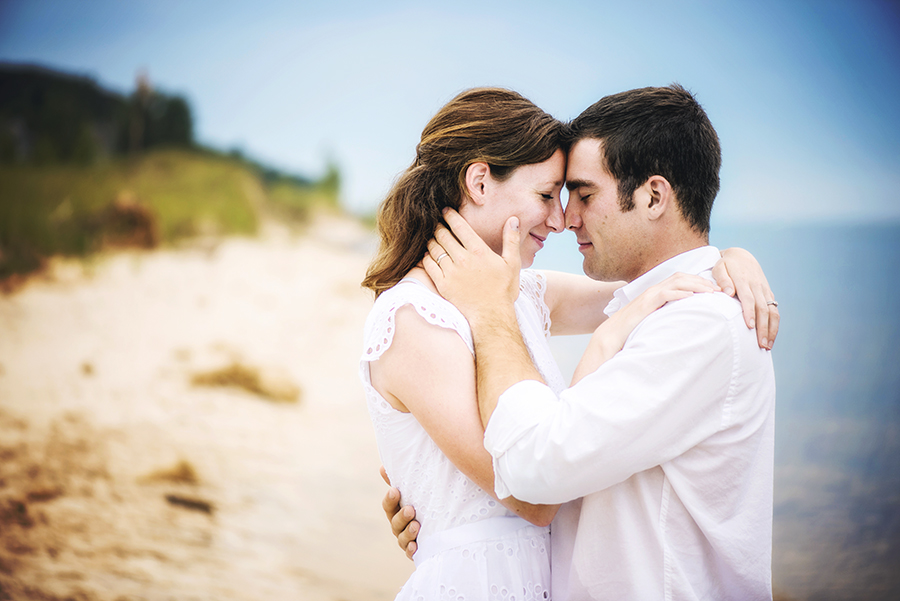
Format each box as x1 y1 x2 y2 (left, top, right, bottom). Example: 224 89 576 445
436 253 449 265
766 300 778 307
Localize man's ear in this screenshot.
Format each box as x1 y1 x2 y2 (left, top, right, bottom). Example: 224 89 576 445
464 162 491 207
643 175 674 221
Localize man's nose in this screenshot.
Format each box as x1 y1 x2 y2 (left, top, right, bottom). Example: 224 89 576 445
565 204 581 230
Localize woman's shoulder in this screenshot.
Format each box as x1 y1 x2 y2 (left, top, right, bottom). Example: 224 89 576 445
363 270 473 361
372 269 444 313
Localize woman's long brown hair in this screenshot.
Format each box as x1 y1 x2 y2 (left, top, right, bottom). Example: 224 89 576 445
362 88 566 296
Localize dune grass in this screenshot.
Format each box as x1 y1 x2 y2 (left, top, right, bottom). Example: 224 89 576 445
0 149 340 280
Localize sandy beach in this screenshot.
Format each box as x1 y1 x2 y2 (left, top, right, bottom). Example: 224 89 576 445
0 214 414 600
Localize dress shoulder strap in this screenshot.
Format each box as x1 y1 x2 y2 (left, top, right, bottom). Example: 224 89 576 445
361 280 474 363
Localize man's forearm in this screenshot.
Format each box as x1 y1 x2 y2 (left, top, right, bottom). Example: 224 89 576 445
470 304 545 428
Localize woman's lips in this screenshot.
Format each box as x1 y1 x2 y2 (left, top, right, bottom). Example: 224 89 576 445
530 233 546 249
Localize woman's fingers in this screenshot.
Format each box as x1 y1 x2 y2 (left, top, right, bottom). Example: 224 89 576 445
754 282 779 349
729 278 779 350
767 303 780 347
734 279 756 329
653 272 778 350
658 273 718 294
631 274 715 314
711 258 735 297
753 284 770 349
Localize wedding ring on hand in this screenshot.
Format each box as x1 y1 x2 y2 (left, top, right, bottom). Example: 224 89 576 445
767 301 778 307
436 253 449 265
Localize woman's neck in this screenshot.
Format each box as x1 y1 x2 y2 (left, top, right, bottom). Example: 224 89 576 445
403 264 439 294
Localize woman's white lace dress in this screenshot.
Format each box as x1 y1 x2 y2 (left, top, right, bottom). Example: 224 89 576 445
360 270 566 601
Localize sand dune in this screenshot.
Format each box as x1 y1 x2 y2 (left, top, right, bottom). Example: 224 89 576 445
0 215 414 600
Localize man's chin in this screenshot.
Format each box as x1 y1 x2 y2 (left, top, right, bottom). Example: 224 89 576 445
580 257 596 279
582 259 614 282
584 268 604 281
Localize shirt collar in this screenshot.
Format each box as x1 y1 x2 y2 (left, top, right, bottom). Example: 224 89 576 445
603 246 722 317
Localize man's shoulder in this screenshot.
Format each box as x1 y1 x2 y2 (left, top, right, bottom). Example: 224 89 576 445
686 289 743 319
628 291 750 357
652 290 742 325
646 291 772 374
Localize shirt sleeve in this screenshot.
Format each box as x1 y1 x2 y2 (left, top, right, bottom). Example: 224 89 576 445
483 296 738 504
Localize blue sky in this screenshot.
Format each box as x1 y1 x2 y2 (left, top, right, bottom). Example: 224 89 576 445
2 0 898 224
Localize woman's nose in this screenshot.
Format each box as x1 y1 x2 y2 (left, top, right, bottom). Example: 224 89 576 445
547 199 564 232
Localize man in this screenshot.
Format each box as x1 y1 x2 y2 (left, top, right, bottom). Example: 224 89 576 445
390 85 777 599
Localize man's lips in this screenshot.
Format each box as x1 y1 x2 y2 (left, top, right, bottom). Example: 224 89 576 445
577 240 592 251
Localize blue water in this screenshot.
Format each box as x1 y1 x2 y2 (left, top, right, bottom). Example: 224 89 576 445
532 223 900 600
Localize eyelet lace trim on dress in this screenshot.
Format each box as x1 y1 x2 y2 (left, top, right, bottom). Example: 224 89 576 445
362 279 473 363
518 270 552 339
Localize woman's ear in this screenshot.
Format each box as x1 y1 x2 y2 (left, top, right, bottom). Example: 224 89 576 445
464 162 491 207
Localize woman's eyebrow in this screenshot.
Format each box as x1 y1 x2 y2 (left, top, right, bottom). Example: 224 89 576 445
538 179 564 188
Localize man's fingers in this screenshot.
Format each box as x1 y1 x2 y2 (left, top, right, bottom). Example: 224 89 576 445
391 505 415 537
380 465 390 486
382 486 401 520
426 238 448 262
397 517 420 559
381 478 419 561
389 502 420 560
501 216 521 267
443 208 488 251
422 252 444 283
433 223 465 258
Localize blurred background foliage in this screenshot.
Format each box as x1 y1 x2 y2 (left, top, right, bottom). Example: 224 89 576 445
0 63 342 282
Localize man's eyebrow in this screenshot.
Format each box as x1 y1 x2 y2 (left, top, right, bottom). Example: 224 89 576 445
565 179 594 191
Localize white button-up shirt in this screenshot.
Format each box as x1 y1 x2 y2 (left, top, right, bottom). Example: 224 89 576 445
484 246 776 600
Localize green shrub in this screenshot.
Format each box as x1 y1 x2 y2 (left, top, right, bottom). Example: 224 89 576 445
0 149 342 280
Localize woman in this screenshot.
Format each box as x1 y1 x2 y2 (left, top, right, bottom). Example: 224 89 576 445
360 88 773 599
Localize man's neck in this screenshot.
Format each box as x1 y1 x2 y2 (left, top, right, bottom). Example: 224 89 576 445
627 233 709 283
